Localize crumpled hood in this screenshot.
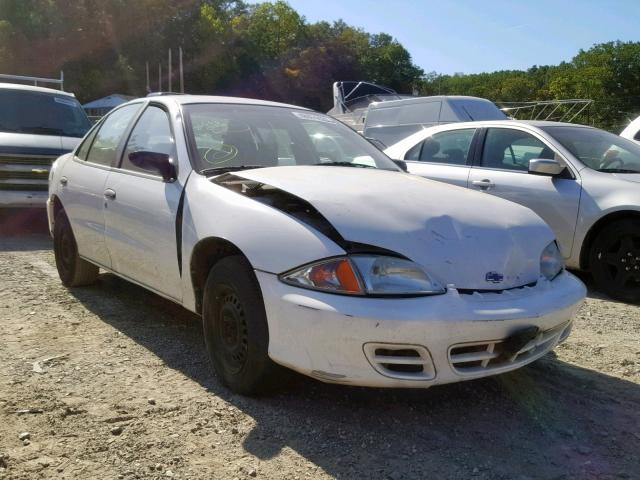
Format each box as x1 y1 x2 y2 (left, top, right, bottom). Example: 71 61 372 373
234 166 555 290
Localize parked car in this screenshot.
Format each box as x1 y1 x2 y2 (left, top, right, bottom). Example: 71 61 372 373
327 81 507 147
385 120 640 301
0 81 91 207
620 115 640 144
47 96 585 394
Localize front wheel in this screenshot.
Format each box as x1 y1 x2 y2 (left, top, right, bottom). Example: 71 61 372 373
202 255 286 395
590 219 640 302
53 210 99 287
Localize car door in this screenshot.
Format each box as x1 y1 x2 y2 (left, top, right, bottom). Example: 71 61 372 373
404 128 477 188
102 104 185 300
60 103 142 267
467 127 582 258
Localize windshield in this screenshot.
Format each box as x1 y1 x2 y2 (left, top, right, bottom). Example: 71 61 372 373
183 104 399 173
542 125 640 173
0 89 91 138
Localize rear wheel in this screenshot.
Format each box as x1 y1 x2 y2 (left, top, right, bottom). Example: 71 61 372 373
53 210 99 287
590 219 640 302
202 255 286 395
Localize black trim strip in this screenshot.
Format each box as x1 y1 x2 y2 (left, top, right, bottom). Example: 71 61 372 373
175 171 191 276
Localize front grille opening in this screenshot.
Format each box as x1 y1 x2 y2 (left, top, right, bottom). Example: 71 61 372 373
449 344 487 355
449 322 570 375
364 343 436 380
453 360 483 369
381 362 424 373
374 348 421 358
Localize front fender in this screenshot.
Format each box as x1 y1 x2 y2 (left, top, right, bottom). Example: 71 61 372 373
180 174 345 312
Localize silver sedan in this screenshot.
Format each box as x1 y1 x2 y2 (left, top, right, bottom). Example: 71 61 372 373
385 120 640 302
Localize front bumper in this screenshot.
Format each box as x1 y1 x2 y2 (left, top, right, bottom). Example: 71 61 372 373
257 270 586 388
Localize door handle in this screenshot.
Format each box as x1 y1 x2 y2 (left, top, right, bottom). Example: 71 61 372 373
103 188 116 200
59 176 68 186
471 179 495 190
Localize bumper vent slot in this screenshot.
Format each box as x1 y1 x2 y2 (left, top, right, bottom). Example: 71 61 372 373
449 322 571 375
364 343 435 380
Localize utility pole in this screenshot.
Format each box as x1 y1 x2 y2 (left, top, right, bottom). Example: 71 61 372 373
158 63 162 91
168 48 172 92
179 47 184 94
145 62 150 93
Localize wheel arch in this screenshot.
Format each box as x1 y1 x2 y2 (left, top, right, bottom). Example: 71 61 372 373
189 237 251 314
580 210 640 270
48 194 65 234
51 194 64 218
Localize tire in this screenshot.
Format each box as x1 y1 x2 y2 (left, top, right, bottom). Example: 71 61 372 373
202 255 286 395
53 210 99 287
590 219 640 302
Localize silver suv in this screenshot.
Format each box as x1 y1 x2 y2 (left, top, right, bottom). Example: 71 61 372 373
0 82 91 207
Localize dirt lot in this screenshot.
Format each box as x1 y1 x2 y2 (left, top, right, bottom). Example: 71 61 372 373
0 209 639 480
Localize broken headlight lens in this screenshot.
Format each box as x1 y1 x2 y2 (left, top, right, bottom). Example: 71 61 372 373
540 241 564 280
280 256 445 296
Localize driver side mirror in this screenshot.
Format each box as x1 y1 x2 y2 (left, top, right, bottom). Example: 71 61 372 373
128 151 177 182
528 158 565 176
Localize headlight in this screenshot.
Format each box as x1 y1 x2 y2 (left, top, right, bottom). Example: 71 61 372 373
279 255 445 296
540 241 564 280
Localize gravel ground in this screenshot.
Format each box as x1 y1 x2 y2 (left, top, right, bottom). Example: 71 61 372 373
0 209 639 480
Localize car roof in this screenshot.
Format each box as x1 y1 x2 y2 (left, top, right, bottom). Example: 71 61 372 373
140 94 310 111
422 119 594 129
0 82 76 97
384 119 598 153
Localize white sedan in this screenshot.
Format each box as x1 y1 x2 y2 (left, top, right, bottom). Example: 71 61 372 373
386 120 640 302
47 96 585 394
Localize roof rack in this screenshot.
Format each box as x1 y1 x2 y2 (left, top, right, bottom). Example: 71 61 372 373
0 71 64 90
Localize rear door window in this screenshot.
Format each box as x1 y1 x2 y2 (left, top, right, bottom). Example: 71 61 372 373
85 104 141 166
76 126 100 160
405 129 476 165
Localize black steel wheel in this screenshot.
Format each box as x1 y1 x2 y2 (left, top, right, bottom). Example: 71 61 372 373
590 219 640 302
216 287 250 375
202 255 287 395
53 210 99 287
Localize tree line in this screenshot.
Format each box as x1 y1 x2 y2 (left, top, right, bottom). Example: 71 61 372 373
0 0 422 110
1 0 638 131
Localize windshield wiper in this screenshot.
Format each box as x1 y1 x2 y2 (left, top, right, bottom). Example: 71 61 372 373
596 168 640 173
312 161 376 168
200 165 266 176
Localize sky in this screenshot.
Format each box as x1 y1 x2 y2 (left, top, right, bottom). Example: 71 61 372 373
285 0 640 75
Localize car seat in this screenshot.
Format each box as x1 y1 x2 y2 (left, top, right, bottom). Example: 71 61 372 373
420 139 441 162
222 122 277 167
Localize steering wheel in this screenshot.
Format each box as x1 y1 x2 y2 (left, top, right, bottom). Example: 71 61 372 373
599 150 624 170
